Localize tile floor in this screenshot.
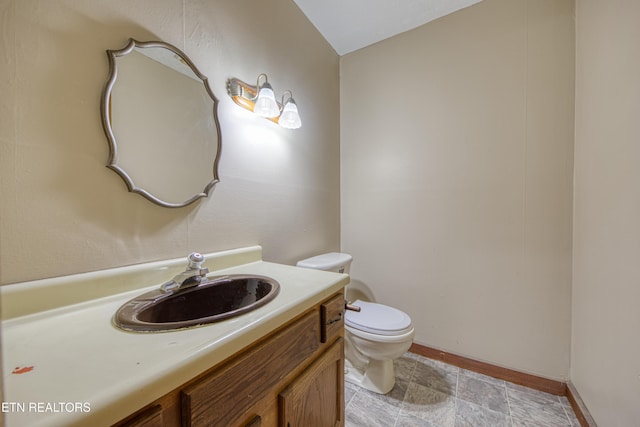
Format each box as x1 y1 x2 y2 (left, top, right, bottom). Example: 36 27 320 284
344 352 581 427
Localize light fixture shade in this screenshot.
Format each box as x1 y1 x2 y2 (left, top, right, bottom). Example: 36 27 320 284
279 99 302 129
253 83 280 118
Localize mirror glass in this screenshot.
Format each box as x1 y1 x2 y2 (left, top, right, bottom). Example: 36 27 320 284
101 39 221 208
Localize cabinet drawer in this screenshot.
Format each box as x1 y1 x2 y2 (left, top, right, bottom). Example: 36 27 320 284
117 405 163 427
321 293 344 343
181 310 320 427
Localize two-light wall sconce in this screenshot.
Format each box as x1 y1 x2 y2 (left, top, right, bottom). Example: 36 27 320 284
227 74 302 129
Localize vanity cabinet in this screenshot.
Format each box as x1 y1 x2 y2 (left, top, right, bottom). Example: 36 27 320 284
114 292 345 427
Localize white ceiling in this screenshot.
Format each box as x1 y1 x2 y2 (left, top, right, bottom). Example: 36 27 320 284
293 0 483 55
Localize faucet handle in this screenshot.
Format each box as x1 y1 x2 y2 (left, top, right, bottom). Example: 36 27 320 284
187 252 205 270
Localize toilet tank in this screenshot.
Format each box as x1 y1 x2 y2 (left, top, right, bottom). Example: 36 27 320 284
296 252 353 274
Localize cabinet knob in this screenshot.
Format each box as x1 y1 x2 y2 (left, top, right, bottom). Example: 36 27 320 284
245 415 261 426
325 312 343 325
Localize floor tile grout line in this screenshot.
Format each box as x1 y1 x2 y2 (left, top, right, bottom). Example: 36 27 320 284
504 380 514 425
393 355 419 426
344 383 358 412
557 395 574 425
454 367 460 424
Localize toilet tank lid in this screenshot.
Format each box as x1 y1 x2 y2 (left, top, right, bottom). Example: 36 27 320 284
296 252 352 270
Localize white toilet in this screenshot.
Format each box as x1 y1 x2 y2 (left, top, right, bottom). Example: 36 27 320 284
296 252 415 394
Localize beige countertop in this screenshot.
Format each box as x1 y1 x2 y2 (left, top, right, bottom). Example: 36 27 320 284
1 246 348 427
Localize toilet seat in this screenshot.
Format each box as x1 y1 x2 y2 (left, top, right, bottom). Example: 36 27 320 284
345 300 413 336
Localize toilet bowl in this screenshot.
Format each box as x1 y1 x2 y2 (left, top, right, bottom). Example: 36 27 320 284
296 253 415 394
343 300 415 394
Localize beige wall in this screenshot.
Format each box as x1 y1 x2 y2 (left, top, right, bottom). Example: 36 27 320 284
341 0 575 380
573 0 640 425
0 0 340 284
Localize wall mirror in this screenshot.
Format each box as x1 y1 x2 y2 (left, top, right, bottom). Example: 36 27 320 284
100 38 221 208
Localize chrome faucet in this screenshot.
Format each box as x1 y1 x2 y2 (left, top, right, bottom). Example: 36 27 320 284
160 252 209 292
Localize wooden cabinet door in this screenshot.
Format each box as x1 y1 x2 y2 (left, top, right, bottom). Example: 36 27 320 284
278 338 344 427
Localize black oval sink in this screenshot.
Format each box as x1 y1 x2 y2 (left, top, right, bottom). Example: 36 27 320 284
114 274 280 332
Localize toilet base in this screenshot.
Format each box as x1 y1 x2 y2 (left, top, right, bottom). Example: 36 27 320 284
345 358 396 394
